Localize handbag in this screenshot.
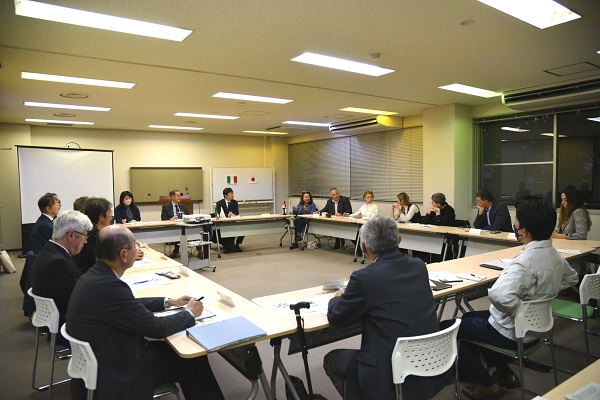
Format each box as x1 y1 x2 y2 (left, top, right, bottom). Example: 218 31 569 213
0 246 17 273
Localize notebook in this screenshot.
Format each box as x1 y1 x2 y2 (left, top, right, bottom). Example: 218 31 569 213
186 316 267 352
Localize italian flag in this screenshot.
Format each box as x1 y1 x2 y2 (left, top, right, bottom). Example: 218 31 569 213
227 175 238 184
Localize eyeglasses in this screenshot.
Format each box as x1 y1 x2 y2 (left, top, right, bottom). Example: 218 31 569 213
73 231 88 240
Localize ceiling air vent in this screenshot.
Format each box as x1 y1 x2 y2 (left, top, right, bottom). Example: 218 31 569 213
502 77 600 111
329 115 402 135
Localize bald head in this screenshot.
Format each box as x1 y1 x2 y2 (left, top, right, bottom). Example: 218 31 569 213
97 225 135 263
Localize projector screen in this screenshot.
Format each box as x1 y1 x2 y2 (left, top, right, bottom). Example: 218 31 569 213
18 146 114 224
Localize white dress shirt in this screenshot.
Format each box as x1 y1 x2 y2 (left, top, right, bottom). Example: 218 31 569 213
350 203 379 219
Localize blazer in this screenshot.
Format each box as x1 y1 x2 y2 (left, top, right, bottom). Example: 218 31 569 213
160 202 189 220
114 204 141 223
67 261 195 400
215 198 240 216
30 241 81 329
421 203 456 226
327 249 450 399
473 200 512 232
557 208 589 239
72 225 99 273
320 195 352 215
30 214 54 254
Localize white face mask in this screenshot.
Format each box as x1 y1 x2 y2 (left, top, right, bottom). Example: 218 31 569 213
124 199 132 206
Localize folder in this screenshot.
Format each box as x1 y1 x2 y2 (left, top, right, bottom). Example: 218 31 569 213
186 316 267 352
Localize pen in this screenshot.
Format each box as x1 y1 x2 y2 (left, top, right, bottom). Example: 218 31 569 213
133 280 148 285
196 296 204 301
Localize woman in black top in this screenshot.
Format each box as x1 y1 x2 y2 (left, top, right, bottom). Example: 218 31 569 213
114 190 141 223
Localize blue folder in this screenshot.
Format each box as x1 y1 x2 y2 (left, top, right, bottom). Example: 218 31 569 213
186 316 267 352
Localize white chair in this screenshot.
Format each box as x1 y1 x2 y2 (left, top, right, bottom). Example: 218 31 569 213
460 297 558 400
580 273 600 362
60 324 180 400
392 319 461 400
28 288 70 399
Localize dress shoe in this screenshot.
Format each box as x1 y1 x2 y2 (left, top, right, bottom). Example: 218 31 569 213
492 371 520 389
289 242 299 250
169 251 179 258
461 383 504 400
234 245 243 252
223 247 231 254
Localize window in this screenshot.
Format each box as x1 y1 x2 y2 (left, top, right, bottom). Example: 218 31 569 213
289 127 423 202
478 106 600 207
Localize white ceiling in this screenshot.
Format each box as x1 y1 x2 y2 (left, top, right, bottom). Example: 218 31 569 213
1 0 599 136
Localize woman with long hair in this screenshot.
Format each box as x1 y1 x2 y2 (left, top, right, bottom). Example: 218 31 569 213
390 192 421 223
114 190 141 223
552 186 591 240
290 191 317 249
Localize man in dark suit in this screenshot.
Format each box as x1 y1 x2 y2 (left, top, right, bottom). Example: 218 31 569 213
473 189 512 232
31 210 93 343
160 189 189 258
320 187 353 249
324 216 451 400
30 194 61 254
215 187 244 253
67 225 223 400
73 197 114 273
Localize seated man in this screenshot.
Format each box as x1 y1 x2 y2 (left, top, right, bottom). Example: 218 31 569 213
444 198 578 400
30 194 61 254
67 225 223 400
473 189 512 232
160 189 188 258
324 216 451 400
422 192 456 226
319 187 353 249
73 197 115 273
215 187 245 253
31 210 92 343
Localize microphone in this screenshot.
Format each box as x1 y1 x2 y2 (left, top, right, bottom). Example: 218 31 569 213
289 301 311 311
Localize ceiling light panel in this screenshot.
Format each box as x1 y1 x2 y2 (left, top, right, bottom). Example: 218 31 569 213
148 125 204 131
24 101 110 112
22 72 135 89
14 0 192 41
477 0 581 29
438 83 501 98
291 52 394 77
213 92 293 104
25 118 93 125
243 131 288 135
282 120 330 127
340 107 398 115
501 126 529 132
174 112 238 120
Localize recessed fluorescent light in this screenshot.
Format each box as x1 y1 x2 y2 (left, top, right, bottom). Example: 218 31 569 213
501 126 529 132
501 139 508 142
148 125 204 131
22 72 135 89
540 133 567 138
587 117 600 122
243 131 288 135
24 101 110 112
340 107 398 116
174 112 238 120
25 118 94 125
14 0 192 41
282 120 330 127
438 83 501 98
291 52 394 77
477 0 580 29
213 92 292 104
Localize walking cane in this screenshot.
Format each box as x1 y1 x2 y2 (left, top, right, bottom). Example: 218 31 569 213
289 301 314 399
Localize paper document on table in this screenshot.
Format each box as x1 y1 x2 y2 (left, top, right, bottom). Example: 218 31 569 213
420 225 439 228
122 273 170 290
132 257 155 267
557 248 582 255
156 308 216 321
429 271 460 282
456 273 486 281
566 382 600 400
268 295 331 316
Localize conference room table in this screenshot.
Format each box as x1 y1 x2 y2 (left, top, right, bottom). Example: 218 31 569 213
125 250 296 400
211 214 292 257
540 358 600 400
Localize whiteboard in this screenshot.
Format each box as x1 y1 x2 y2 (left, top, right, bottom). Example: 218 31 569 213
211 167 273 203
18 146 114 224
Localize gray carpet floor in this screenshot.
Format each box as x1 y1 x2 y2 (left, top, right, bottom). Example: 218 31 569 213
1 232 598 399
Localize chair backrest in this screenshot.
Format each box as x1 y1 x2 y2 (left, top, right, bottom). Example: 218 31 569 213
454 219 471 228
27 287 60 334
514 297 555 339
60 324 98 391
580 273 600 305
392 319 461 385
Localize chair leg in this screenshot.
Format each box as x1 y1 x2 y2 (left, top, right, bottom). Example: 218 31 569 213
87 389 94 400
455 357 461 400
395 383 403 400
32 328 42 390
518 339 525 400
548 331 558 385
583 305 591 364
48 332 56 399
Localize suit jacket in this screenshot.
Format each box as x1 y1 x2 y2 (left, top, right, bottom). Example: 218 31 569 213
327 250 449 400
72 225 99 273
320 195 352 215
30 241 81 329
160 202 189 220
215 198 240 216
67 261 195 400
30 214 54 254
473 200 512 232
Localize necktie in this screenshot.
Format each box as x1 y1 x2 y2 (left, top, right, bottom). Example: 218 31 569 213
175 204 181 216
486 208 491 225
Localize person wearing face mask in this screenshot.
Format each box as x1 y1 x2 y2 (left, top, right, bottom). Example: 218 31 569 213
114 190 141 224
441 198 578 400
